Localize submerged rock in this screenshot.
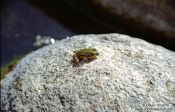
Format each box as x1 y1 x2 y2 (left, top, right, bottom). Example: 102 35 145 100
1 34 175 111
91 0 175 50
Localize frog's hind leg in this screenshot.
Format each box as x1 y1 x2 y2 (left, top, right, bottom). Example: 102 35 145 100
78 57 88 64
73 54 80 66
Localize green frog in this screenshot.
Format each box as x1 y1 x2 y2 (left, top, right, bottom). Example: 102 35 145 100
73 48 99 66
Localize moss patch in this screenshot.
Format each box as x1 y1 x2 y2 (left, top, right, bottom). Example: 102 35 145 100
1 55 25 80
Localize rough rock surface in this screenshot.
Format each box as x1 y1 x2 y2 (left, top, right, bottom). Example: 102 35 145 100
1 34 175 111
91 0 175 50
92 0 175 37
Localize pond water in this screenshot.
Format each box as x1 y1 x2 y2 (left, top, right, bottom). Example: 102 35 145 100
1 0 174 65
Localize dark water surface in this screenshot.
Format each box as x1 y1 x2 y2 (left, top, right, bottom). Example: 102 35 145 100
1 0 74 65
28 0 175 51
1 0 175 65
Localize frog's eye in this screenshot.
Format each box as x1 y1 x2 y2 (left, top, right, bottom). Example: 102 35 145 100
92 48 96 51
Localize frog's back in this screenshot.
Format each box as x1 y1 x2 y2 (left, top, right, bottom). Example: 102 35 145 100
75 49 89 55
74 48 97 56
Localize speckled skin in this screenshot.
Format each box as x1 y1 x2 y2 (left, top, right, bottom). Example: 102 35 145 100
73 48 99 65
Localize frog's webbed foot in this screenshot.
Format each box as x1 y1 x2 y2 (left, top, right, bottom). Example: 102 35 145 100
73 63 80 67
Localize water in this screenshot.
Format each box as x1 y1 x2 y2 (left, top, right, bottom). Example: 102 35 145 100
1 0 175 65
1 0 74 65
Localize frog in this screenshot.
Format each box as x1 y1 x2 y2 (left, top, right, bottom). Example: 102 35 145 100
72 48 99 66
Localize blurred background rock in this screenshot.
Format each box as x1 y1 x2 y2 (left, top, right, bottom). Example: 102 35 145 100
1 0 175 68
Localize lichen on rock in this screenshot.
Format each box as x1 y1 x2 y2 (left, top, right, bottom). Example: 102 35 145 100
1 34 175 111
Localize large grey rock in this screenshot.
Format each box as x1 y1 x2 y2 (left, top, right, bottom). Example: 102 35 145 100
91 0 175 50
93 0 175 36
1 34 175 111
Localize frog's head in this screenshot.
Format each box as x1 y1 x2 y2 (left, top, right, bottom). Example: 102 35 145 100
90 48 99 55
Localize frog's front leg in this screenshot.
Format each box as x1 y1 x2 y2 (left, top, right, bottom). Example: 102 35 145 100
73 54 80 66
82 57 88 62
